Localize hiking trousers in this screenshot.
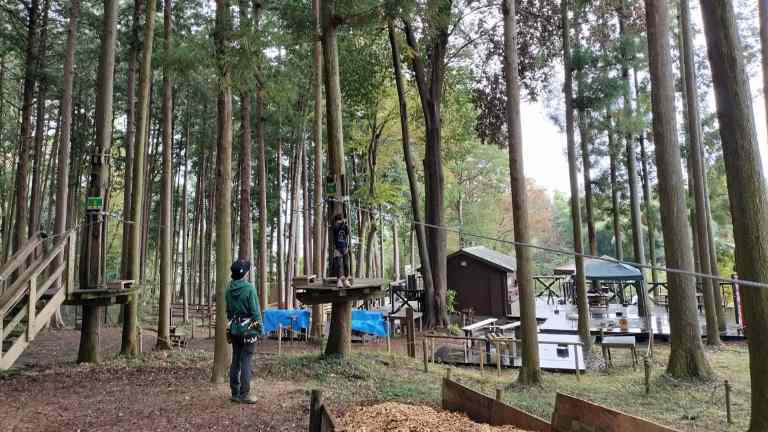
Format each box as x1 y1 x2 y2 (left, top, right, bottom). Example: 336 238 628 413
230 338 256 399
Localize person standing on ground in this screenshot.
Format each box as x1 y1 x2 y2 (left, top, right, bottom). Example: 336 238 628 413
332 214 352 288
226 259 261 404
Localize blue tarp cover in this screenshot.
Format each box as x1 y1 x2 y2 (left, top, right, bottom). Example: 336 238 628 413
262 309 310 334
351 309 388 337
262 308 388 337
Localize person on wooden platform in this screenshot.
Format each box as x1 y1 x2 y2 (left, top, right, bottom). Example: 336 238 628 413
226 259 261 404
332 214 352 288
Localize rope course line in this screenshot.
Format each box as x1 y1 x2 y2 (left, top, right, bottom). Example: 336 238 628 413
24 197 767 290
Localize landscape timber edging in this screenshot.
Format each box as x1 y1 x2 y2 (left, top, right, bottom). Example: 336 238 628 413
441 377 553 431
551 392 681 432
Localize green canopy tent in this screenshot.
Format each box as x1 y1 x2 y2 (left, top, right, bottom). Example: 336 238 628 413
554 256 649 316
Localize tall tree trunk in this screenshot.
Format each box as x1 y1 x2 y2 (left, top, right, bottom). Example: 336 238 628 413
635 69 659 285
679 0 720 345
303 132 311 276
156 0 173 351
121 0 144 281
364 221 378 278
402 11 450 327
0 59 6 261
618 1 645 275
237 93 253 272
644 0 711 379
321 0 352 357
42 111 61 231
355 212 368 278
29 0 50 237
211 0 233 383
503 0 541 385
179 134 189 322
238 0 254 284
256 87 268 310
122 0 156 356
387 21 435 325
205 163 216 310
189 150 204 307
276 135 284 308
761 0 768 142
392 221 400 280
310 0 323 338
703 173 725 331
78 0 119 363
14 0 40 252
577 110 596 256
286 140 302 307
51 0 79 329
562 0 592 353
700 1 768 427
607 113 623 260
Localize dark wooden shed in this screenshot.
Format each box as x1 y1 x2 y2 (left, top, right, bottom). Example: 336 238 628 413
447 246 517 318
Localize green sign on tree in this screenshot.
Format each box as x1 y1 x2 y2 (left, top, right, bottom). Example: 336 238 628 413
86 196 103 211
326 180 337 195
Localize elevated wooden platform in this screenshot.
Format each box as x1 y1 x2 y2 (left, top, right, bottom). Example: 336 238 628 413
294 277 387 305
64 280 137 306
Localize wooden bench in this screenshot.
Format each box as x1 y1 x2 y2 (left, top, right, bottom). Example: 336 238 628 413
169 327 189 348
601 335 638 369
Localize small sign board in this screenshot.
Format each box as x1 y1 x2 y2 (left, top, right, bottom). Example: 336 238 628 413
87 196 103 211
326 180 337 195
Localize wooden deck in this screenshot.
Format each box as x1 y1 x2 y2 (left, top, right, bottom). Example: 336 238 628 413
507 298 744 340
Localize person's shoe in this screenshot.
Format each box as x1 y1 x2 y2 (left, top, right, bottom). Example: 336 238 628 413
230 396 241 403
344 277 352 288
240 395 258 404
336 277 344 288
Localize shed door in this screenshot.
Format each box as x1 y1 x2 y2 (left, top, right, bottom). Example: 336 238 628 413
488 272 504 317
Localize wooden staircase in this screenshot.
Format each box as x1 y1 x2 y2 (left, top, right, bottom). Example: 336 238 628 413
0 232 76 370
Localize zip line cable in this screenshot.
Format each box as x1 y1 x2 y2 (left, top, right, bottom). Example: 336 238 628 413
323 197 768 291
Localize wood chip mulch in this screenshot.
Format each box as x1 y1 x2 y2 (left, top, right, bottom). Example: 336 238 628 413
340 402 529 432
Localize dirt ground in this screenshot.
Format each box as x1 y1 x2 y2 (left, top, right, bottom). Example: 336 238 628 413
1 327 391 432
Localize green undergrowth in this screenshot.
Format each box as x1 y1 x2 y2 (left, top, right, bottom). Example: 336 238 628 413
259 351 447 405
259 343 751 432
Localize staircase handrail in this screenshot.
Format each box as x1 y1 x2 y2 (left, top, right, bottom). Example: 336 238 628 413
0 235 69 318
0 232 44 285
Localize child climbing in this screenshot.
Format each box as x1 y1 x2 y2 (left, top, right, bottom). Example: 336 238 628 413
332 213 352 288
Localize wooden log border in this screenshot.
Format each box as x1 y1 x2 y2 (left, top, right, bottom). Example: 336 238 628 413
309 389 345 432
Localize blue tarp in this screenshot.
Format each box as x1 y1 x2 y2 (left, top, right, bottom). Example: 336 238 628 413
262 308 388 337
262 309 311 334
351 309 388 337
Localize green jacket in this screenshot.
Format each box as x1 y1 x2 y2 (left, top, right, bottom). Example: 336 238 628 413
225 279 262 326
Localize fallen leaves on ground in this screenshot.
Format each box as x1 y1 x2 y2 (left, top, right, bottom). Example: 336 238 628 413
340 402 528 432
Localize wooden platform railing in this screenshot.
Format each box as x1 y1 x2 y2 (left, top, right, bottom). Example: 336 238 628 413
0 232 76 370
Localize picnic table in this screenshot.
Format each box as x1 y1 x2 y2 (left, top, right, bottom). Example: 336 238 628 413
461 318 497 338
